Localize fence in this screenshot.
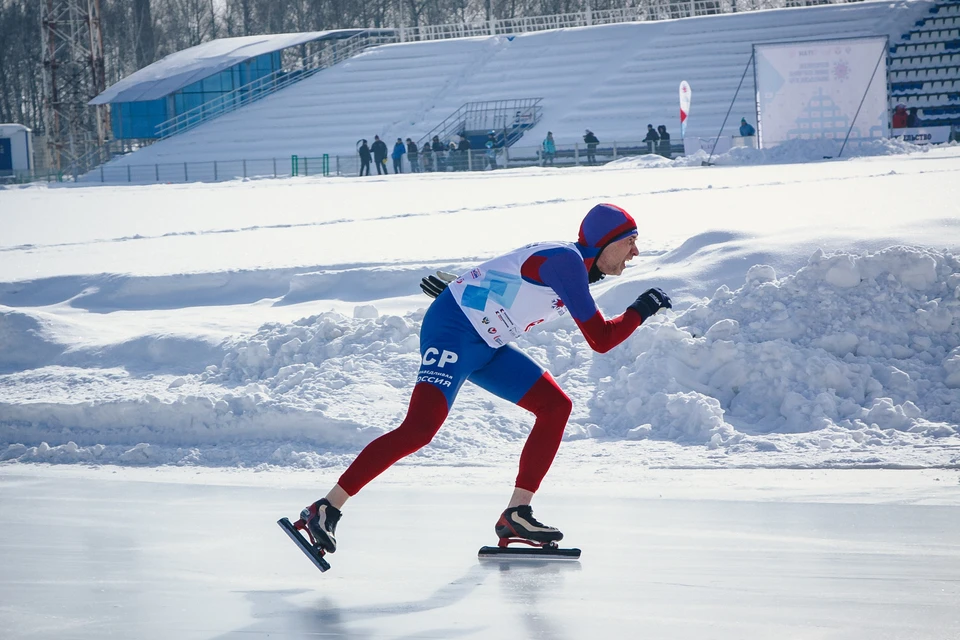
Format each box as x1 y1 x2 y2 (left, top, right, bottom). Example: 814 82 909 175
398 0 858 41
70 138 687 184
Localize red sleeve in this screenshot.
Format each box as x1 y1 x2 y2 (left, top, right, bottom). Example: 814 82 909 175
574 308 642 354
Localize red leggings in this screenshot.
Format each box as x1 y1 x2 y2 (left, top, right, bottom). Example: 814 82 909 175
337 374 572 495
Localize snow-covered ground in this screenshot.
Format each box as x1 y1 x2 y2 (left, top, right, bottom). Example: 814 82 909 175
4 139 960 470
2 140 960 639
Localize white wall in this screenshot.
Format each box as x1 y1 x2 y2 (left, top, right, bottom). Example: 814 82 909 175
0 124 33 173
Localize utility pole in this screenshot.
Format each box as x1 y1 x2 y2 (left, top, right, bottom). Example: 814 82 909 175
40 0 109 176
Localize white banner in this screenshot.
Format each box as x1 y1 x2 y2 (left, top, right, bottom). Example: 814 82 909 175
891 126 952 145
754 37 888 148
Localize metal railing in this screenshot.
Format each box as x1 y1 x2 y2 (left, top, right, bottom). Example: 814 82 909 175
77 137 689 184
399 0 857 41
154 31 400 139
416 98 543 150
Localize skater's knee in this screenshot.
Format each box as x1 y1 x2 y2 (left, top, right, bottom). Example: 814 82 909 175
518 374 572 420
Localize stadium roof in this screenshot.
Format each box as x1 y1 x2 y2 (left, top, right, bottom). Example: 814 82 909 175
90 30 382 105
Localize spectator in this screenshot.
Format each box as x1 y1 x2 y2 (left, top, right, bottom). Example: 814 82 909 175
542 131 556 166
892 105 908 129
907 107 921 128
432 136 446 172
642 124 659 154
406 138 420 173
583 129 599 165
656 125 671 158
739 118 756 137
392 138 406 174
448 141 458 171
358 139 372 177
371 135 388 175
421 141 432 172
485 132 499 170
457 134 471 171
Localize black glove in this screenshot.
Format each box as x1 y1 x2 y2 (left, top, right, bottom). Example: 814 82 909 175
420 270 457 299
628 287 672 321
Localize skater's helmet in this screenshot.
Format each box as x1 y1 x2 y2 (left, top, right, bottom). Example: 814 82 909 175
577 203 638 276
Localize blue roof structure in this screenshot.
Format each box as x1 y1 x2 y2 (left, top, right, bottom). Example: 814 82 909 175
91 31 365 105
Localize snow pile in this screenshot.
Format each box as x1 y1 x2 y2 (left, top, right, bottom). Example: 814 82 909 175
3 246 958 468
592 246 960 455
608 137 929 171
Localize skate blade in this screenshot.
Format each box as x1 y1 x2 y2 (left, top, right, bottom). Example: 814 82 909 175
278 517 331 573
478 545 581 561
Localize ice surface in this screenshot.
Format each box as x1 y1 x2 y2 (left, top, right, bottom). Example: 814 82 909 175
1 466 958 640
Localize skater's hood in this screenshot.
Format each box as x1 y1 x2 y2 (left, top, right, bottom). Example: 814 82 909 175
576 203 638 275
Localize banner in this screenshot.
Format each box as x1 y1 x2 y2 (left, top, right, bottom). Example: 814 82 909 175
679 81 691 138
890 126 952 145
754 37 888 148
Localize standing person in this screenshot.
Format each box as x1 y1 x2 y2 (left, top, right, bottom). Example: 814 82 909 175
457 134 471 171
642 124 659 154
432 136 446 172
406 138 420 173
447 141 458 171
358 139 372 176
583 129 599 165
739 118 756 137
485 132 499 170
656 125 671 158
293 203 672 556
906 107 920 129
421 141 433 172
371 135 388 175
392 138 406 174
542 131 556 166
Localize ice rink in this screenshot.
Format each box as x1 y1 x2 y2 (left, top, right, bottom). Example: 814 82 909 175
2 465 958 640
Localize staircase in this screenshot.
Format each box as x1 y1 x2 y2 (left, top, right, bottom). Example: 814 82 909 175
416 98 543 150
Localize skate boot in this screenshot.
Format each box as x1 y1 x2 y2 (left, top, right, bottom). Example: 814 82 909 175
301 498 341 553
495 505 563 545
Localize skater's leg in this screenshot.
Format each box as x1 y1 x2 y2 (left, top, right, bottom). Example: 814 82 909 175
314 290 494 505
336 382 449 496
469 346 571 494
514 373 571 492
471 346 570 543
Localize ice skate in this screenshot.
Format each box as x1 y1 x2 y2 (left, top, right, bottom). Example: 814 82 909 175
479 505 580 560
277 499 342 573
495 505 564 544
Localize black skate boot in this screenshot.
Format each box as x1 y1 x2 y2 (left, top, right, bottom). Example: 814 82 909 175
495 505 563 545
301 498 341 553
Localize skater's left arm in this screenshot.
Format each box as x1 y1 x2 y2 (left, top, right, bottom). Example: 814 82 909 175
538 250 670 354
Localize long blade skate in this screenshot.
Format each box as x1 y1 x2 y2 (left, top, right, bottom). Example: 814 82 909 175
478 537 581 561
278 517 331 572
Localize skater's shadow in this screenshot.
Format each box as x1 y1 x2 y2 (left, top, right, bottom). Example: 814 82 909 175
208 564 490 639
482 558 582 640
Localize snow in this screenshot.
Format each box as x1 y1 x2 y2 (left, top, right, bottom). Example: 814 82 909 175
3 139 960 471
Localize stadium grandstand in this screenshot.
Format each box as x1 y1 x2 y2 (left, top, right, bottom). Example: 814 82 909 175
85 0 957 182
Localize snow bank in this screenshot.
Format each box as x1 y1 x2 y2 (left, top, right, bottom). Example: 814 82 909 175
2 246 959 468
608 137 931 170
593 246 960 453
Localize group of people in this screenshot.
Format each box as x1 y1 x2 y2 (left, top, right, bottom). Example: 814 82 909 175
641 124 672 157
892 105 921 129
357 132 503 176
